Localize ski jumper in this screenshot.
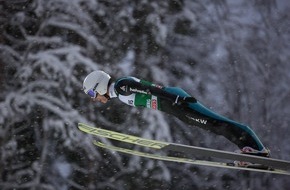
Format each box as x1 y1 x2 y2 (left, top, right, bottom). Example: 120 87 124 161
109 76 266 151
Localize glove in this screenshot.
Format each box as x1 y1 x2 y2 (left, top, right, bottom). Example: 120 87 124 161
174 96 197 106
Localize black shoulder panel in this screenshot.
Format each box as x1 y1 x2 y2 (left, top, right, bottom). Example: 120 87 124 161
114 77 135 95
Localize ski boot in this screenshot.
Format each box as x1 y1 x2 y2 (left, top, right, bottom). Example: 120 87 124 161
234 147 270 167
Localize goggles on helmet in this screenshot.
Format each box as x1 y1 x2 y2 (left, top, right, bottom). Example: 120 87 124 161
87 89 98 98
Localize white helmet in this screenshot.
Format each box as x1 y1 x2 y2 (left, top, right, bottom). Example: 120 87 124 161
83 70 111 97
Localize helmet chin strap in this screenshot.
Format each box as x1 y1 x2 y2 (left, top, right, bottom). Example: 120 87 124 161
104 94 110 100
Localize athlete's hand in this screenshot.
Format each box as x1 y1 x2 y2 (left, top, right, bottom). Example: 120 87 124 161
175 96 197 106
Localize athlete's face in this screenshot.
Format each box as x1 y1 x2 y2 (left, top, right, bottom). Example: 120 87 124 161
92 94 109 104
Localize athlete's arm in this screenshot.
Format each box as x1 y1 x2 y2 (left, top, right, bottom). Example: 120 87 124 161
114 77 196 104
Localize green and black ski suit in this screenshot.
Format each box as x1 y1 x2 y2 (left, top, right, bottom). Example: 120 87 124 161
109 76 266 151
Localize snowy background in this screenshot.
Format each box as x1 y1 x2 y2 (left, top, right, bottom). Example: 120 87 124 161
1 0 290 189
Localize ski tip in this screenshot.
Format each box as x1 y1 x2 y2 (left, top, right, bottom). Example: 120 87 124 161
77 122 83 129
78 122 88 128
77 123 89 131
77 123 98 132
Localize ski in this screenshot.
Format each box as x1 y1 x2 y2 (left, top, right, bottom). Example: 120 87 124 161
78 123 290 172
93 141 290 175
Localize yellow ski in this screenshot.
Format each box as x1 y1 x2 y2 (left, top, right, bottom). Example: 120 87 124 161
78 122 290 175
93 141 290 175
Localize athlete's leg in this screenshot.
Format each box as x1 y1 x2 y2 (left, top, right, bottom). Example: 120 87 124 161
161 87 266 151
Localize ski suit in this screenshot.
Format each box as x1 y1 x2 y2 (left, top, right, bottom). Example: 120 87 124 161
108 76 266 151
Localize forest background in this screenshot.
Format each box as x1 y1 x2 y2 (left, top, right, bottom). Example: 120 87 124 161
1 0 290 189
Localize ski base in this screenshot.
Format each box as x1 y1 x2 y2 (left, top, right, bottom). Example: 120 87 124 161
78 123 290 175
93 141 290 175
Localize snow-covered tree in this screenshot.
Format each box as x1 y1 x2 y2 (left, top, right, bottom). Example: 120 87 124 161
1 0 290 190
